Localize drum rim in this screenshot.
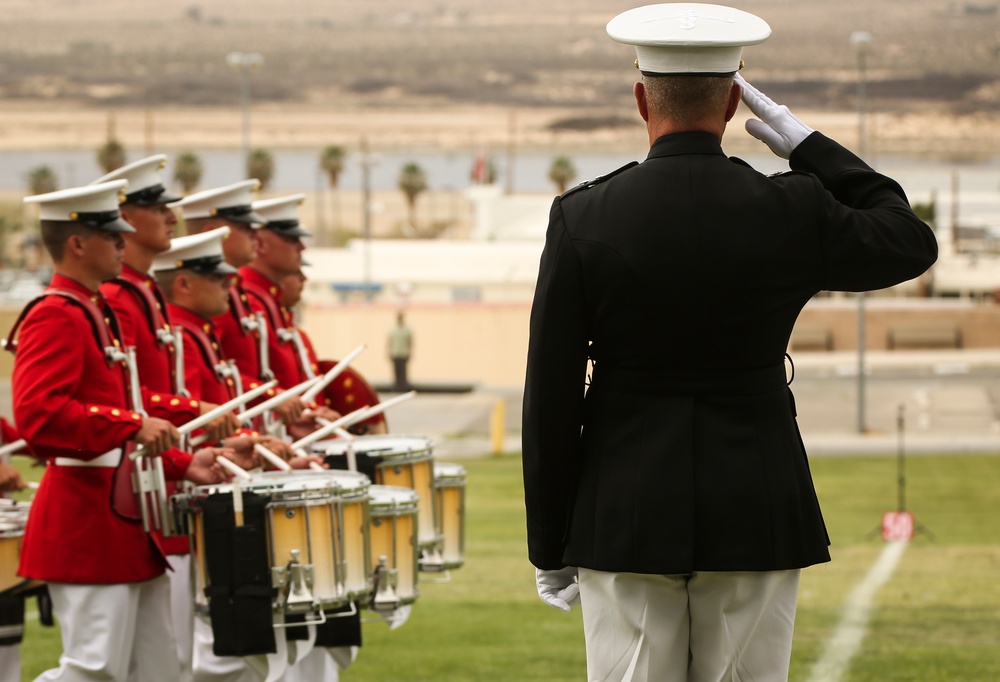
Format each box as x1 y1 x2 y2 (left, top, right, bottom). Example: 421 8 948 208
317 434 433 458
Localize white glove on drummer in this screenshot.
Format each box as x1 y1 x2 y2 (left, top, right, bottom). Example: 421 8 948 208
535 566 580 612
737 73 814 160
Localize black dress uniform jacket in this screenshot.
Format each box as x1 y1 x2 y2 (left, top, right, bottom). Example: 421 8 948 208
522 131 938 574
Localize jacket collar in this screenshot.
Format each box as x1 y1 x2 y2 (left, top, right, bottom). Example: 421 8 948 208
646 131 726 161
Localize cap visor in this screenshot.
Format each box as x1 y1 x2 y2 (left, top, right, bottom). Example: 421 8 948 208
269 225 312 238
231 210 268 226
99 218 137 233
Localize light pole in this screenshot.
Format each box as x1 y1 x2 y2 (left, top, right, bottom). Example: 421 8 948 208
226 51 264 167
851 30 872 434
359 138 381 301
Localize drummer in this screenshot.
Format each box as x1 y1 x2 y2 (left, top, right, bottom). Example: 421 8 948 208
93 155 241 441
11 181 239 681
91 155 242 681
170 182 310 431
154 224 330 682
238 194 341 439
151 227 316 470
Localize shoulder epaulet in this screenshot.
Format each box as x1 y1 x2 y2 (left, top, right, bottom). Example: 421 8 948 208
562 161 639 198
728 156 753 169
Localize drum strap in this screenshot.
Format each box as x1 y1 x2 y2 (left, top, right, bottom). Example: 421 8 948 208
228 287 256 338
113 269 172 348
242 280 293 345
201 491 277 657
4 288 123 364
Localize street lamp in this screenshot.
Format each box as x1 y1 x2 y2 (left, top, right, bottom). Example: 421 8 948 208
226 51 264 166
359 138 382 301
851 30 872 434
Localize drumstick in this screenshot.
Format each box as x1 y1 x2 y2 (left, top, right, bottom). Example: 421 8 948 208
314 416 354 440
216 455 253 482
290 406 371 450
234 376 322 423
292 390 417 451
255 444 292 472
300 344 366 403
0 439 28 457
308 461 325 472
232 480 244 527
179 380 279 436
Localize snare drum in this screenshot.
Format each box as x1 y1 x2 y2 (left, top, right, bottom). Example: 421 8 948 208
428 462 466 571
0 501 28 593
182 470 371 616
368 485 419 608
318 435 438 551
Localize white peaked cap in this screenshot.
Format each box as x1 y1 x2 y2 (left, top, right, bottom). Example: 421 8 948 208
607 4 771 75
24 179 135 232
251 193 311 237
152 226 238 275
170 179 265 225
91 154 182 206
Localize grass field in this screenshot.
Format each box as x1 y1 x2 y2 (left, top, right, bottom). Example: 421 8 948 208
12 452 1000 681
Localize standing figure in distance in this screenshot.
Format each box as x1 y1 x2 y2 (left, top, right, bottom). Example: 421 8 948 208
522 4 938 682
387 311 413 391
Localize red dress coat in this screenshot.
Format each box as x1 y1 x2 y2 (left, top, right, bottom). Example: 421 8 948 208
102 264 201 426
215 278 263 388
103 265 206 555
169 304 240 406
13 275 169 583
239 266 305 390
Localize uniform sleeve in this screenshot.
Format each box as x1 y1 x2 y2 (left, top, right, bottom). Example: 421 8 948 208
521 199 591 570
160 447 193 481
13 304 142 458
789 132 938 291
143 389 201 426
0 418 21 446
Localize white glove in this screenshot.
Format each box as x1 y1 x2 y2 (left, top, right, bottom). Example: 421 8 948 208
535 566 580 612
736 73 814 160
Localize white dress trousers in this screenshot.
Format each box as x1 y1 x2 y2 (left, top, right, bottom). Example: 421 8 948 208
167 555 194 682
36 576 181 682
0 644 20 682
578 568 800 682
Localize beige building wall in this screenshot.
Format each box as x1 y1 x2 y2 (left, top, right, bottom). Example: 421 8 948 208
298 301 532 389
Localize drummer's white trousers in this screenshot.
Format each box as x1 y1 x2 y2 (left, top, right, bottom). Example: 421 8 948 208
578 568 799 682
0 644 20 682
36 576 181 682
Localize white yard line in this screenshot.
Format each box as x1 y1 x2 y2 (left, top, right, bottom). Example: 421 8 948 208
805 539 909 682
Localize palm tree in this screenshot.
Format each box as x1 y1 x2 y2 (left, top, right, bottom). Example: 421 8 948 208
26 166 58 195
173 152 203 194
548 155 576 194
97 139 127 174
398 162 427 235
320 145 346 239
247 148 275 191
319 145 346 189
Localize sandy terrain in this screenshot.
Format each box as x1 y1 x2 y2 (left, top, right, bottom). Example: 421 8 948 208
1 99 999 159
0 0 998 158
